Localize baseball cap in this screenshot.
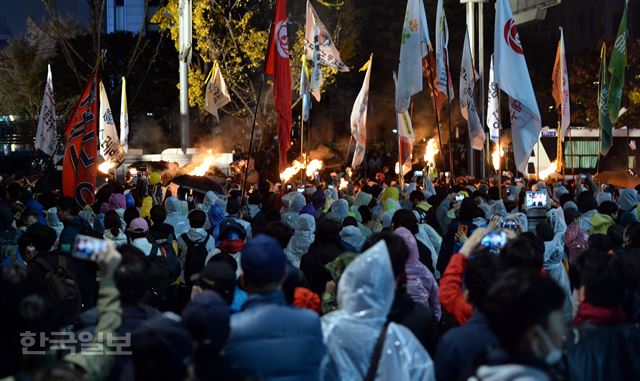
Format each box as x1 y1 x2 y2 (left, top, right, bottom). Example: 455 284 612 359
129 217 149 233
131 313 194 380
240 234 286 286
190 261 236 304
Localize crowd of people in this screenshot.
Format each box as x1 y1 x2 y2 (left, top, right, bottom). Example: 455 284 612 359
1 168 639 381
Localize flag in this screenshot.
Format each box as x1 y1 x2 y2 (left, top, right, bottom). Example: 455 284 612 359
422 47 448 113
265 0 292 171
395 0 430 113
310 22 323 101
397 112 413 175
120 77 129 153
435 0 454 99
552 27 571 140
599 43 613 156
204 61 231 121
62 72 98 208
630 140 636 151
459 28 485 151
300 55 312 122
35 64 57 156
98 81 124 166
487 55 500 143
607 0 628 124
304 0 348 71
393 71 415 143
350 55 372 168
494 0 541 174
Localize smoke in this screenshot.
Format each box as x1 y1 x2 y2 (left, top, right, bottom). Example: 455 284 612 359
129 117 173 153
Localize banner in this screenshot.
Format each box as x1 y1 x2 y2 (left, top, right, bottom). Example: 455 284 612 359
350 55 372 168
265 0 292 171
63 73 98 207
607 0 628 124
120 77 129 153
422 47 448 113
599 43 613 156
98 81 124 166
435 0 454 99
204 61 231 121
494 0 541 173
487 55 500 143
459 28 484 151
304 1 348 71
35 64 57 156
300 55 312 122
395 0 430 113
552 27 570 140
310 22 323 101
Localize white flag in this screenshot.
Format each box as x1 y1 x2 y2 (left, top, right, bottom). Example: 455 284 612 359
393 71 415 142
395 0 430 113
310 22 323 101
204 61 231 121
35 65 57 156
305 1 349 72
459 28 485 151
435 0 454 99
494 0 541 173
120 77 129 153
350 55 372 168
552 27 570 141
487 55 500 143
98 81 124 165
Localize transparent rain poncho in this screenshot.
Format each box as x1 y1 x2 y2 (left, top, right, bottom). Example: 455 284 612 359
320 241 435 381
284 214 316 268
544 209 574 322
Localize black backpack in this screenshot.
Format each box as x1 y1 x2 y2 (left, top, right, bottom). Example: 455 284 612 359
413 207 428 224
182 233 211 286
147 246 170 309
32 256 82 324
151 234 181 281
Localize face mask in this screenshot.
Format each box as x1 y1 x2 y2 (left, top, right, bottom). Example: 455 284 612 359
531 326 562 365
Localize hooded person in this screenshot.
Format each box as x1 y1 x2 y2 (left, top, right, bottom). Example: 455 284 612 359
311 190 326 219
281 192 306 230
320 240 436 381
618 188 639 225
394 227 441 320
207 204 226 240
46 207 64 241
24 199 46 225
339 225 365 253
165 196 190 237
576 191 599 232
284 214 316 268
536 211 574 323
301 219 344 295
596 191 613 206
327 199 349 224
200 191 219 230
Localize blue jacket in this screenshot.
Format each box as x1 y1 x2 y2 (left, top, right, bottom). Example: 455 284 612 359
435 312 499 381
224 290 326 381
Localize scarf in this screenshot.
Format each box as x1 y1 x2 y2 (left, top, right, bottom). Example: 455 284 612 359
574 303 627 326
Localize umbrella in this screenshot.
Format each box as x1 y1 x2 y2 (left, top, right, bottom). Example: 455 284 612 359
595 170 640 189
170 175 228 196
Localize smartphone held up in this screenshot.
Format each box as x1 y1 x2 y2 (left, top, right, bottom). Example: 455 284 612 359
73 235 109 262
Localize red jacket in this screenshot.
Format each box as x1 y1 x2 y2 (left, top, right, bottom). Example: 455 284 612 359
438 253 473 325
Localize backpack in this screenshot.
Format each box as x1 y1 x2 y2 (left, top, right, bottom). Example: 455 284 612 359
413 208 428 224
151 234 181 281
182 233 211 286
565 218 589 264
147 245 170 309
32 256 81 324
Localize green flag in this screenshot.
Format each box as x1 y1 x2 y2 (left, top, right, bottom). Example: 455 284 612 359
599 43 613 156
607 1 628 123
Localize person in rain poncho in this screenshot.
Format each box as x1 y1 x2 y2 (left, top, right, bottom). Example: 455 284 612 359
327 199 350 224
617 188 639 225
535 210 573 323
281 192 306 230
394 227 441 320
285 214 316 268
339 224 365 254
320 240 435 381
164 196 190 237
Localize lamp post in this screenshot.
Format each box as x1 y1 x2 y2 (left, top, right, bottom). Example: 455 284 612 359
178 0 192 154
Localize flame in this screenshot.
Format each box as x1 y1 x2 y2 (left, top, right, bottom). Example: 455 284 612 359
423 138 439 165
280 159 324 182
305 159 323 177
539 160 558 180
339 178 349 191
395 162 400 174
492 145 505 172
98 160 117 174
189 149 217 176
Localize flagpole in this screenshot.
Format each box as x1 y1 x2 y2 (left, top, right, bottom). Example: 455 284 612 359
497 90 502 198
444 54 455 179
425 52 446 177
344 135 353 167
300 115 305 185
597 121 602 174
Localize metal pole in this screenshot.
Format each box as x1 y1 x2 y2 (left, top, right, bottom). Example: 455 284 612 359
344 135 353 167
178 0 192 155
444 54 455 180
300 116 304 184
426 52 446 175
241 77 265 198
478 1 486 180
466 1 475 177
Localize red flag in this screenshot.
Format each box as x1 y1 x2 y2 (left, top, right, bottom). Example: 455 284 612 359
422 49 448 113
63 72 99 207
399 136 413 174
265 0 292 171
